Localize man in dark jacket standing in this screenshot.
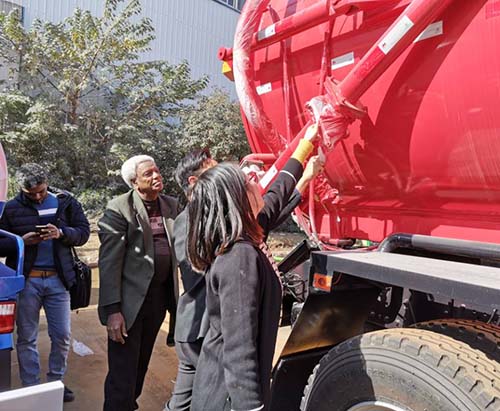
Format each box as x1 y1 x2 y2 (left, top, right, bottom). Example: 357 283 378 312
165 149 216 411
0 163 90 402
98 155 179 411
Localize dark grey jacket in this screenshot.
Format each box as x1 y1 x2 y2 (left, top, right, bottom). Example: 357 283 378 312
97 190 179 330
173 209 209 343
192 242 281 411
173 165 302 344
191 158 304 411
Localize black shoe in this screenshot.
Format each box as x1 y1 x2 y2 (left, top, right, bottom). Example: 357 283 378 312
64 386 75 402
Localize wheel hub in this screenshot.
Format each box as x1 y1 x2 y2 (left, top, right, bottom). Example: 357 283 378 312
346 401 409 411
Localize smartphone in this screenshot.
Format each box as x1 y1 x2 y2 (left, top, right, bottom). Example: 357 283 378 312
35 225 49 234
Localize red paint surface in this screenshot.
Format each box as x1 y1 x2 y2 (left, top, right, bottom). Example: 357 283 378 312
486 1 500 18
228 0 500 244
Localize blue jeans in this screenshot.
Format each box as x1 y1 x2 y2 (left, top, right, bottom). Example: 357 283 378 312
16 275 71 386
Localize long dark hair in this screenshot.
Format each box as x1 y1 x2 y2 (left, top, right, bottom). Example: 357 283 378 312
187 163 263 271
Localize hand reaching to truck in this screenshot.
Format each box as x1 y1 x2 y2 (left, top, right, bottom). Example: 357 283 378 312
303 155 324 180
291 123 320 164
296 155 324 194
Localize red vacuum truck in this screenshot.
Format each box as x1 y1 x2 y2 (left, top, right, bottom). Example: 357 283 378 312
220 1 500 410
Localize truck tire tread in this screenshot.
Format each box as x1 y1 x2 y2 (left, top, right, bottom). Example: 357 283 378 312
300 328 500 411
414 319 500 362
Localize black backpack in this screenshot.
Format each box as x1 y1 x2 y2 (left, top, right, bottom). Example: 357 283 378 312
69 246 92 310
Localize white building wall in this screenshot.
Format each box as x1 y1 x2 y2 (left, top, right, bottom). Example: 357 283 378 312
17 0 239 96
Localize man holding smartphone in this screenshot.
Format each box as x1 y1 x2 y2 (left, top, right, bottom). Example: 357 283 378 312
0 163 90 402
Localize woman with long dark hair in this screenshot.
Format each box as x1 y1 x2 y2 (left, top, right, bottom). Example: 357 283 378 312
188 124 320 411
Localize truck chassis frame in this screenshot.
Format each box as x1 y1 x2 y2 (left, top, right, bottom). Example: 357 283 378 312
271 233 500 410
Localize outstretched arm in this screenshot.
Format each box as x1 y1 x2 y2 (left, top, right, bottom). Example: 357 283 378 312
259 124 319 234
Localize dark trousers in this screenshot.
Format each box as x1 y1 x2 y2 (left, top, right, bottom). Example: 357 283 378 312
104 284 168 411
165 338 203 411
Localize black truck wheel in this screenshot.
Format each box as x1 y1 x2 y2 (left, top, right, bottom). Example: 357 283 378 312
300 328 500 411
414 319 500 363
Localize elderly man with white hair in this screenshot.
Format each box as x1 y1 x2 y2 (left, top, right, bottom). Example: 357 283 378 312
98 155 179 411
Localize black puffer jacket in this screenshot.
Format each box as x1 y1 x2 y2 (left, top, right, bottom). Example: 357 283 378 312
0 188 90 288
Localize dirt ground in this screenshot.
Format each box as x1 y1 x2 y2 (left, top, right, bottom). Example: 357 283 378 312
9 226 300 410
10 270 180 410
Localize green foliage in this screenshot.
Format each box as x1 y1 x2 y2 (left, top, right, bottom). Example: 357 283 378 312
157 88 250 200
177 89 250 162
76 187 117 217
0 0 253 213
6 174 16 200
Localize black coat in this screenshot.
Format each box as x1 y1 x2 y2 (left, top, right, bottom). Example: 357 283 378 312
173 162 303 344
0 188 90 288
191 158 304 411
173 209 209 343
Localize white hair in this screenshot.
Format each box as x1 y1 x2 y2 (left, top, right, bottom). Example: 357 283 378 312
121 155 156 188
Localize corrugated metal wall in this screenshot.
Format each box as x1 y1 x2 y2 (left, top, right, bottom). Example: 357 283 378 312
0 0 23 17
17 0 238 96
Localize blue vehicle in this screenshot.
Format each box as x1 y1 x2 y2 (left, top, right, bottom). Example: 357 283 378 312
0 144 25 391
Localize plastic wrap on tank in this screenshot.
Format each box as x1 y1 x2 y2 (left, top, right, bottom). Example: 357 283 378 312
306 78 366 150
